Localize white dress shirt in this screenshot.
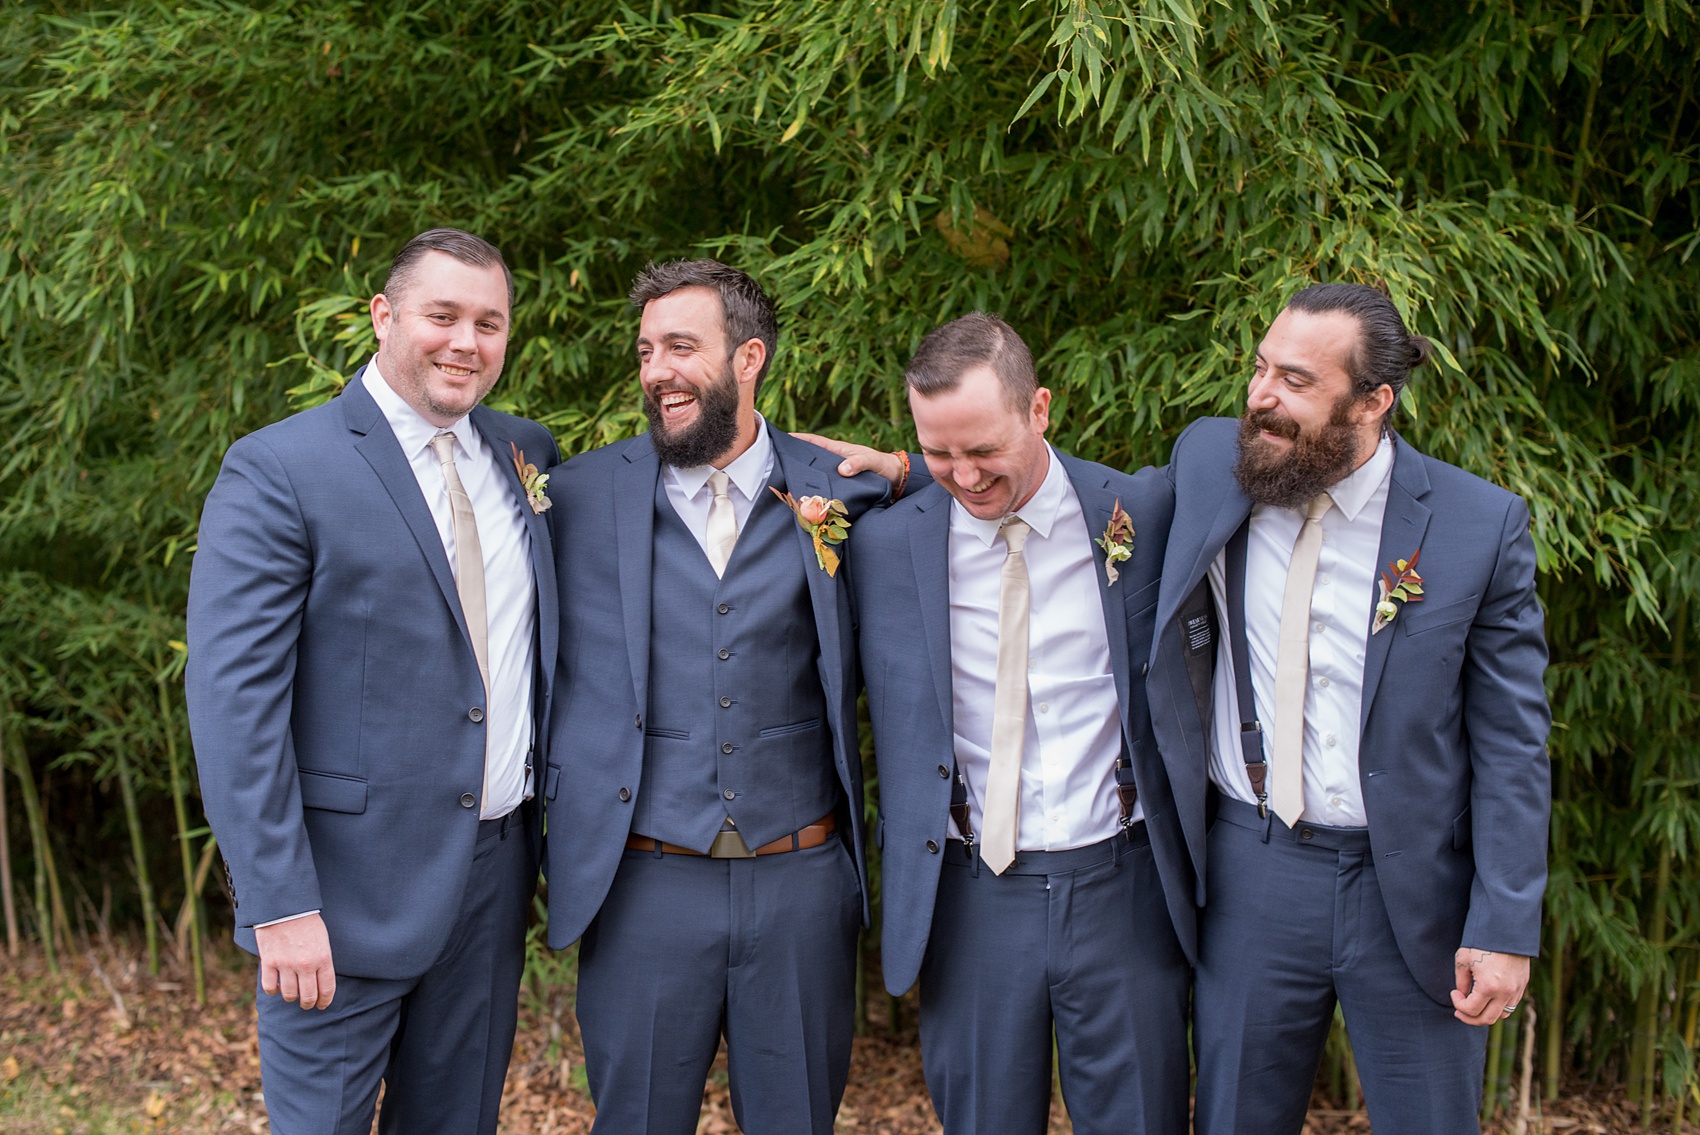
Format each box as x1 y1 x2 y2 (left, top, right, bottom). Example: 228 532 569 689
364 362 537 820
947 445 1133 852
1206 435 1395 827
662 413 776 552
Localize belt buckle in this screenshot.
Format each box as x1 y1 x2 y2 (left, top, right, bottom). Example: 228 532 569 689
709 829 757 859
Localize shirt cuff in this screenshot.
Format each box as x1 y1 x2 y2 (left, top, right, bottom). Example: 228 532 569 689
255 910 320 929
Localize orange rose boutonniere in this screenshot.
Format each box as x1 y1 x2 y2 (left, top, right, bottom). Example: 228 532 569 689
771 488 850 577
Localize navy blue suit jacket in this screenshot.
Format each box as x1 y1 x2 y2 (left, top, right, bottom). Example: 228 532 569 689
186 371 560 979
852 453 1196 995
540 423 891 947
1147 418 1551 1005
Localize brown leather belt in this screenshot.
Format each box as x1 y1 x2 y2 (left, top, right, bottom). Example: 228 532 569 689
626 812 837 859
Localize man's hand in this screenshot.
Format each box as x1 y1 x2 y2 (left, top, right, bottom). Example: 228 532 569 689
792 433 907 486
1451 946 1530 1026
255 913 337 1010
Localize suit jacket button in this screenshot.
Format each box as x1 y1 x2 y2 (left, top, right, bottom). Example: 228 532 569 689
459 793 477 809
937 764 950 779
926 839 940 853
720 696 732 708
468 707 484 723
718 603 730 614
723 788 736 801
718 648 730 660
618 787 631 802
1141 662 1149 676
721 742 734 754
635 714 643 730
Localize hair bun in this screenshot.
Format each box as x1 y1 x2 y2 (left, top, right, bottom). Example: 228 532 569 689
1408 335 1434 369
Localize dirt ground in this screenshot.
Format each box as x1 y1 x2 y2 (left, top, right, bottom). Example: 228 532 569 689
0 943 1675 1134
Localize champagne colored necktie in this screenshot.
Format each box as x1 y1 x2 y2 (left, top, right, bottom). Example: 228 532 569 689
1270 493 1332 827
981 517 1032 875
706 470 739 578
430 432 492 806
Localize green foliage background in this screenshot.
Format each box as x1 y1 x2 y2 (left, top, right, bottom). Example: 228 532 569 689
3 0 1697 1115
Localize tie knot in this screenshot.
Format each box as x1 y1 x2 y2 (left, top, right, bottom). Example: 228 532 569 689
709 470 732 501
1306 494 1332 522
430 432 458 465
1001 517 1031 555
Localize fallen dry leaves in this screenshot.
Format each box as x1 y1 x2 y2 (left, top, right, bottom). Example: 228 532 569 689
0 944 1684 1134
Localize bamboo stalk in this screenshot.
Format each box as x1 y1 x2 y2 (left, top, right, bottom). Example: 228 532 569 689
113 747 159 975
1633 842 1673 1126
159 680 204 1004
1513 1004 1537 1135
1545 918 1566 1101
10 727 67 972
1672 956 1698 1134
0 706 18 958
1483 1017 1506 1122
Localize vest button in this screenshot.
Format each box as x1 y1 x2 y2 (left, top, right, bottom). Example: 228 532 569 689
937 764 950 779
718 603 730 614
1141 662 1149 676
618 787 631 802
723 788 736 801
925 839 939 853
468 707 484 723
720 696 732 708
718 648 730 660
635 714 643 730
721 742 734 754
459 793 476 809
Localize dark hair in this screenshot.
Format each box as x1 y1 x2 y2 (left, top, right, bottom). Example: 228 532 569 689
904 312 1037 411
382 228 514 310
629 259 779 390
1284 282 1432 433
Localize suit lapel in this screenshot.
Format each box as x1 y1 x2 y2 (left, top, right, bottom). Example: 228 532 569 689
909 486 956 740
471 407 559 707
1060 455 1134 742
1359 439 1433 733
343 373 469 640
614 435 660 719
772 430 845 711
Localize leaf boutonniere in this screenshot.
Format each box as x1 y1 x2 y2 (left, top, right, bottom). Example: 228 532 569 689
771 488 850 576
510 442 552 515
1095 499 1135 586
1373 549 1424 634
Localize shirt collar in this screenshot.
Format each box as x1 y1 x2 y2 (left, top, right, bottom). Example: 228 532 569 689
951 442 1065 548
666 412 774 502
1324 434 1395 522
362 358 474 458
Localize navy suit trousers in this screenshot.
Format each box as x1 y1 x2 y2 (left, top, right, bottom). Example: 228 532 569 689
1194 798 1490 1135
575 838 861 1135
918 832 1190 1135
255 812 534 1135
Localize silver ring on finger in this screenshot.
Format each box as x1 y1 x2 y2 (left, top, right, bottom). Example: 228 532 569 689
1501 1004 1518 1016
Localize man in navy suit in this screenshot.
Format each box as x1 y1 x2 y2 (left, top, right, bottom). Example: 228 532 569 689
1147 283 1551 1134
851 314 1193 1134
187 229 559 1134
540 260 897 1135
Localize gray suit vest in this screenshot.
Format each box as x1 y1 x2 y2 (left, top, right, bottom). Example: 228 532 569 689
633 471 839 850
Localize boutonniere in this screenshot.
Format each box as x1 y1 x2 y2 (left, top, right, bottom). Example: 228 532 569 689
510 442 551 515
771 488 850 577
1095 499 1135 586
1373 549 1424 633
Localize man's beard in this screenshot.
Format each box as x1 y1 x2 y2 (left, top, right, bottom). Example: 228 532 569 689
645 364 742 468
1233 394 1364 510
